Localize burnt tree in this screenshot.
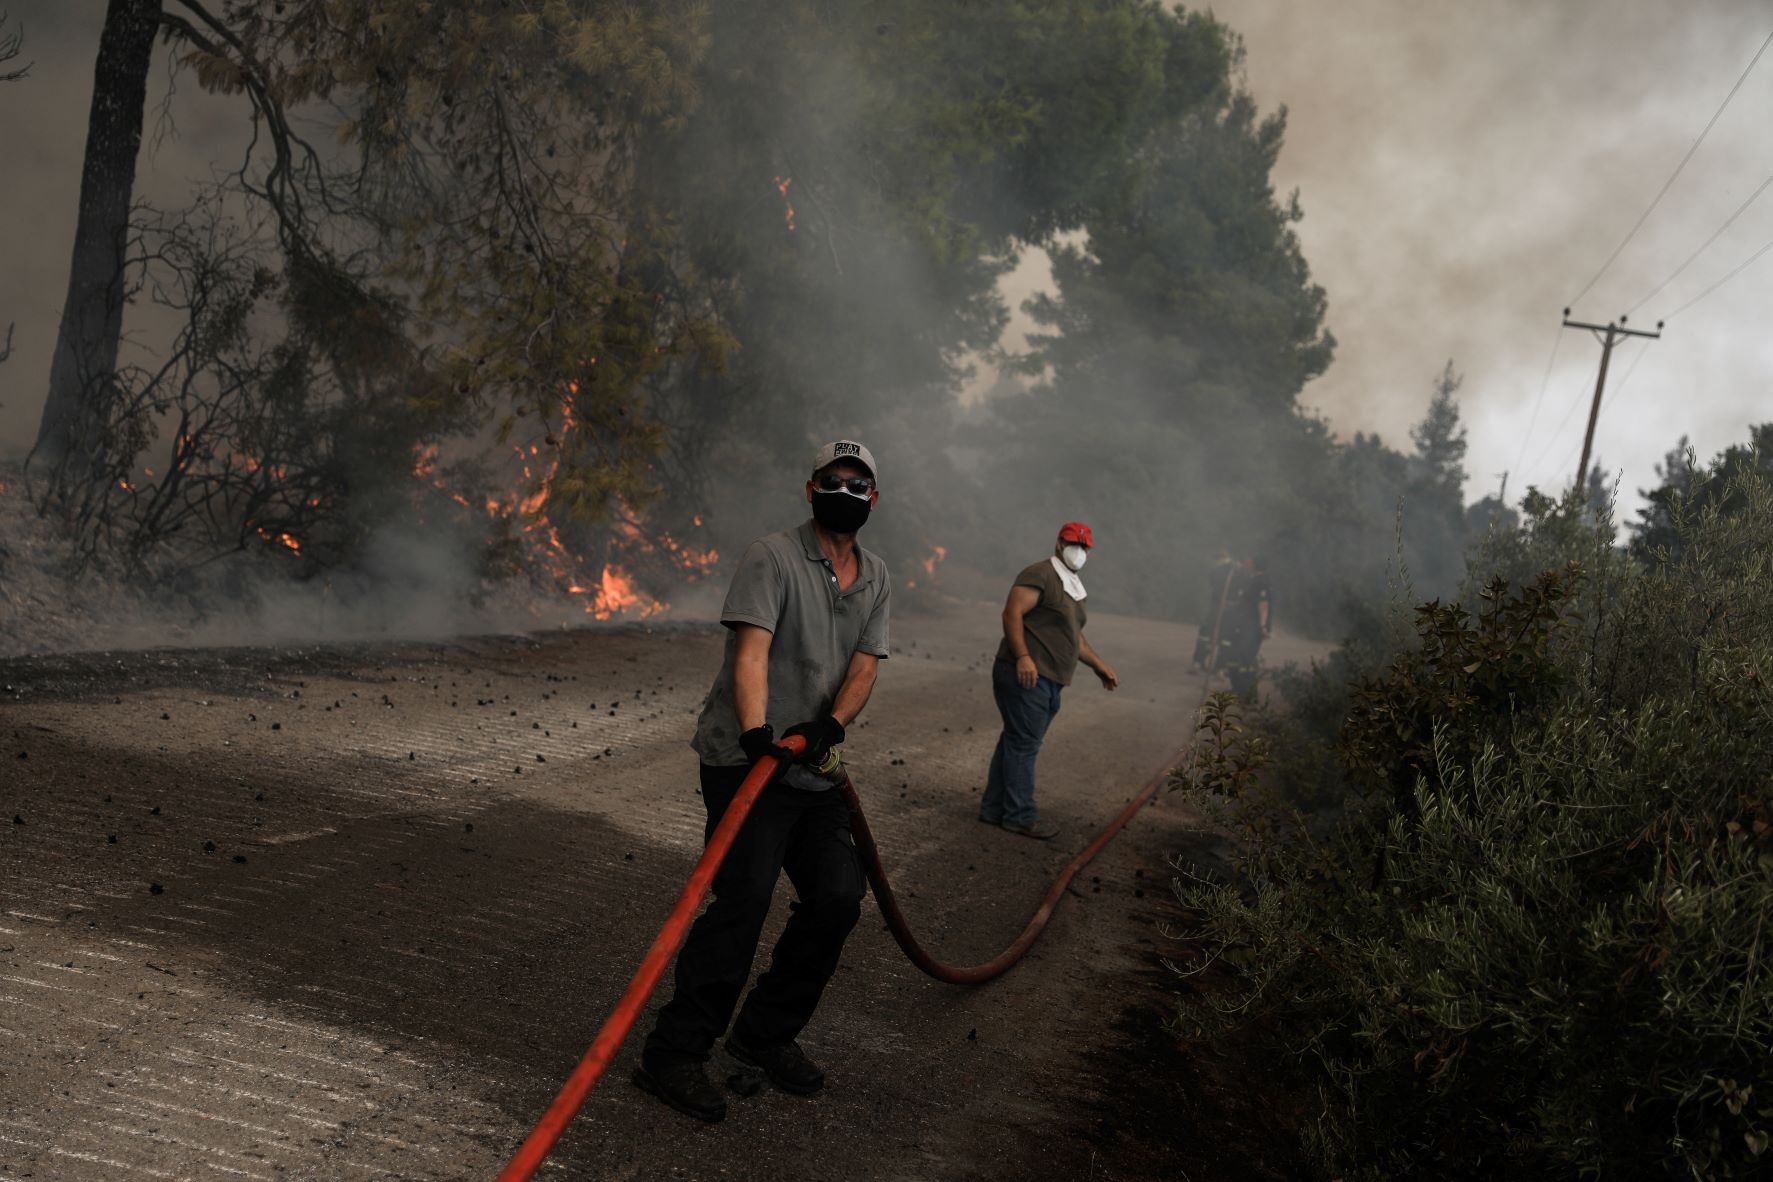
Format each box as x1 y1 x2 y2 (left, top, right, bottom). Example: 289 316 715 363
35 0 160 468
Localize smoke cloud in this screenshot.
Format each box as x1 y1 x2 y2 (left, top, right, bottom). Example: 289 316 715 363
4 0 1770 652
1206 0 1773 510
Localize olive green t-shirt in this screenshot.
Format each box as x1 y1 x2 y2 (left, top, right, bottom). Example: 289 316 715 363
995 559 1087 686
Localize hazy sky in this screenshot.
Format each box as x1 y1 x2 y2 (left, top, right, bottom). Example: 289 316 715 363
1211 0 1773 512
992 0 1773 515
4 0 1771 520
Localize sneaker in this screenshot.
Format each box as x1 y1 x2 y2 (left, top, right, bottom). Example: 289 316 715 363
1000 818 1059 840
633 1060 727 1122
724 1033 824 1096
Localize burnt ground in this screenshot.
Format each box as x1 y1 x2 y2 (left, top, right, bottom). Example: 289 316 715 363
1 602 1326 1181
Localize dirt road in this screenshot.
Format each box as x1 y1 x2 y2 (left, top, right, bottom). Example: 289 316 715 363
2 601 1324 1181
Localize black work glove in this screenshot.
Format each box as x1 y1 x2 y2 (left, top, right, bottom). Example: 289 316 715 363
782 715 846 765
739 724 795 774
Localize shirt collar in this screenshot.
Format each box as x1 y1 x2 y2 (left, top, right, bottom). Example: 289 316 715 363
797 519 874 588
796 518 826 562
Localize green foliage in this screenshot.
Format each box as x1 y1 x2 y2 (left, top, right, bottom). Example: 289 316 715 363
1171 692 1275 842
66 0 1483 632
627 0 1247 563
976 60 1343 621
1631 425 1773 568
1341 568 1581 816
82 0 1477 627
1171 436 1773 1179
160 0 720 536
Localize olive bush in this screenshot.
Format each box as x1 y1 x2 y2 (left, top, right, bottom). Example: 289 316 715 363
1172 452 1773 1179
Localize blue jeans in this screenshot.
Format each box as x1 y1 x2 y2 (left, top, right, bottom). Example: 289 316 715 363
980 658 1063 827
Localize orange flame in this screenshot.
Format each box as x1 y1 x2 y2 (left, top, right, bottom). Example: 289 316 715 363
413 444 439 479
772 175 797 231
254 525 302 554
409 389 719 620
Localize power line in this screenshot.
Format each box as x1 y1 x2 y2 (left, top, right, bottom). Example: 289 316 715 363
1562 316 1662 492
1523 317 1662 490
1523 371 1594 478
1629 167 1773 313
1567 26 1773 309
1509 324 1565 478
1665 233 1773 319
1602 337 1653 415
1552 338 1653 475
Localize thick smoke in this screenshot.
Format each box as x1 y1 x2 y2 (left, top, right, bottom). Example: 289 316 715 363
0 2 247 454
1209 0 1773 509
4 1 1769 653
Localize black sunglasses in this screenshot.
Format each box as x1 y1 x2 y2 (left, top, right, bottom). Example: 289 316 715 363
814 473 875 496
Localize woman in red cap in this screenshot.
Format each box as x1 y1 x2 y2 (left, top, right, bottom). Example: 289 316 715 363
980 522 1119 839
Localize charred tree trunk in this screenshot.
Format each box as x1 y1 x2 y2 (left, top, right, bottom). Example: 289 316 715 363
34 0 161 468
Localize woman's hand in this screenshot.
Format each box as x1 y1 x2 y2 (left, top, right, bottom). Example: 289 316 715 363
1016 654 1039 689
1094 663 1119 691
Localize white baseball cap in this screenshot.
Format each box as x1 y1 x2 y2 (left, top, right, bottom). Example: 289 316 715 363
812 439 878 485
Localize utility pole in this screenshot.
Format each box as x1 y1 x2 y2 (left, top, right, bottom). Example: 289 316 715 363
1561 309 1662 493
1495 470 1509 506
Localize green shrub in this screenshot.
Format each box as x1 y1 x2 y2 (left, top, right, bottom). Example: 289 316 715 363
1172 453 1773 1179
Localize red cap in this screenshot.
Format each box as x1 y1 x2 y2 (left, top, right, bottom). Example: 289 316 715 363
1058 521 1093 548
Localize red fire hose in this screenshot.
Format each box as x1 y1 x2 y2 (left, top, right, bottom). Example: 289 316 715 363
494 732 806 1182
498 582 1241 1179
843 762 1167 985
495 733 1178 1181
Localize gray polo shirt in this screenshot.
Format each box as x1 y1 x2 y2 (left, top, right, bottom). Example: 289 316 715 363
691 519 892 767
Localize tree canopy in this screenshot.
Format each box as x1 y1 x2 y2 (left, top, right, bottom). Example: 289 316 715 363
35 0 1484 631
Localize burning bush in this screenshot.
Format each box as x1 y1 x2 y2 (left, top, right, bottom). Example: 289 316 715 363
1171 438 1773 1179
22 202 717 624
27 205 446 580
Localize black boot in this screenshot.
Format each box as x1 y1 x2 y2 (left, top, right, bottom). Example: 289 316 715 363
633 1060 727 1122
724 1033 825 1096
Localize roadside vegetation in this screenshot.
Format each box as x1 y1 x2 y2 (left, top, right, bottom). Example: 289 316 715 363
1172 427 1773 1178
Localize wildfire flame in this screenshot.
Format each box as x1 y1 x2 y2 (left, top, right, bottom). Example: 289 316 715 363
254 525 302 554
772 175 797 232
412 390 719 620
906 543 947 590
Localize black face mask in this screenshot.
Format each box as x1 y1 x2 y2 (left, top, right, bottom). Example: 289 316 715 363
811 490 872 534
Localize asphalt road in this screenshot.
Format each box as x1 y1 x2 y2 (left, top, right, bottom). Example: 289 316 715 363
1 600 1324 1181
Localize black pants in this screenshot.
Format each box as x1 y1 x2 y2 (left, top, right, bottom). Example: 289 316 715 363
642 763 865 1067
1223 627 1263 698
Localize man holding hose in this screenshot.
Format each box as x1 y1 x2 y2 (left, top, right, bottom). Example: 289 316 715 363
979 522 1118 840
635 440 891 1122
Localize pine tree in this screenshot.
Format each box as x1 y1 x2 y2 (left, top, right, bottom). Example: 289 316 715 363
35 0 161 468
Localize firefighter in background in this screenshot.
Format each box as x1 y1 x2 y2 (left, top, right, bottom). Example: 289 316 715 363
1221 555 1271 698
1190 547 1236 671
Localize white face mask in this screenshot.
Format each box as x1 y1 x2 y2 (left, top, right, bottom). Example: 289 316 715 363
1060 544 1089 572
